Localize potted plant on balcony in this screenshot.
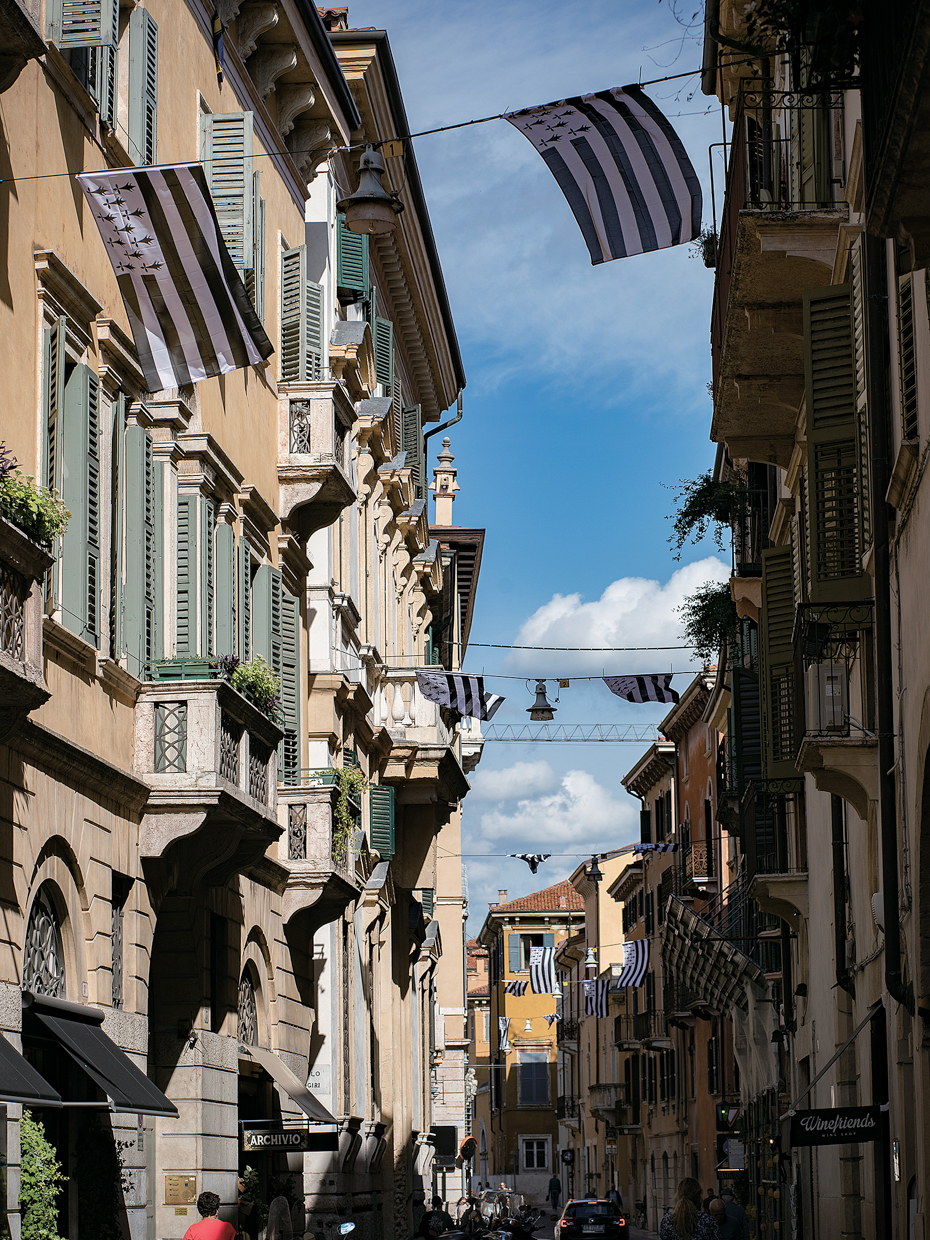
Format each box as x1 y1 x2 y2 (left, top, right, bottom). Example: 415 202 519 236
213 654 281 723
677 580 739 665
666 469 744 560
334 766 367 866
0 443 70 548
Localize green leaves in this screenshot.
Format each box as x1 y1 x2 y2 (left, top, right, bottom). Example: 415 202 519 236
677 580 738 664
334 766 368 865
20 1110 67 1240
667 470 741 560
0 470 71 544
229 654 280 720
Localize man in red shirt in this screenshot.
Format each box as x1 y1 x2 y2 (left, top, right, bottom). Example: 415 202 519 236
184 1192 237 1240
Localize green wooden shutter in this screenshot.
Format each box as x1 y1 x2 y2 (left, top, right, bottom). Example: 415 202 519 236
508 935 521 973
237 535 251 659
374 317 393 394
897 272 919 441
200 497 215 656
336 213 369 294
245 172 265 321
47 0 117 48
760 546 799 779
804 284 871 603
144 432 160 665
420 888 435 919
110 395 125 660
94 0 118 131
401 404 425 500
123 423 158 675
60 364 100 646
278 591 300 781
543 933 554 950
151 458 163 662
368 784 395 859
251 564 282 671
176 493 196 656
200 111 253 275
280 246 323 382
215 523 236 656
128 7 158 165
43 320 66 612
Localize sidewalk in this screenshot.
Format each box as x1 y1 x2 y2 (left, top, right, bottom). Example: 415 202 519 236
627 1227 660 1240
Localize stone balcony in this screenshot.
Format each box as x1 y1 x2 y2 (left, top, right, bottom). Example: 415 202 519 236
135 670 283 891
277 769 362 934
375 669 470 804
277 381 356 538
588 1081 623 1123
683 842 716 894
0 514 54 739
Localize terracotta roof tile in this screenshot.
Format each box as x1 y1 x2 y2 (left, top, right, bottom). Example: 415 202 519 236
491 880 584 914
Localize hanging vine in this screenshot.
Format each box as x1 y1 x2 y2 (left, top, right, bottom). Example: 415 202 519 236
333 767 368 865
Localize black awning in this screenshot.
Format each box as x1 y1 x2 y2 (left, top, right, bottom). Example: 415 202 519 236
24 993 177 1117
0 1031 62 1107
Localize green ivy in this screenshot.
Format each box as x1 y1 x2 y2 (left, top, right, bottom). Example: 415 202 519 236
0 472 70 545
667 471 743 560
677 580 739 665
19 1111 67 1240
334 766 367 865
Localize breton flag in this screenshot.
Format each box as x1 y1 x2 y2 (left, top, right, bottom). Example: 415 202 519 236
634 841 679 854
510 853 551 874
505 980 528 997
504 86 702 266
613 940 650 990
499 1016 511 1052
416 670 505 721
77 164 273 394
604 674 679 705
529 946 558 995
584 978 610 1018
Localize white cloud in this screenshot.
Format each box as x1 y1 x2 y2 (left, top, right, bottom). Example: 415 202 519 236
476 769 637 847
468 759 559 801
505 556 730 677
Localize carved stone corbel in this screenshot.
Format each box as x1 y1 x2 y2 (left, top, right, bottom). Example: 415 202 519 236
276 83 316 137
287 118 336 185
237 1 277 58
217 0 243 24
248 43 297 99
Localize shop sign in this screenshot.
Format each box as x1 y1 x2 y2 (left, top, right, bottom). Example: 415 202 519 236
242 1128 338 1153
789 1107 880 1147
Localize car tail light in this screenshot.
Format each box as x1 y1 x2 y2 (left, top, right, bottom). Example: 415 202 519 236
558 1223 569 1229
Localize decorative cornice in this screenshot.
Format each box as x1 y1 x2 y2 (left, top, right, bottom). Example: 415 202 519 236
10 719 149 813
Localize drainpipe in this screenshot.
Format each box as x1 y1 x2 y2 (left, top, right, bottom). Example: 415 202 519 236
831 794 854 997
423 390 463 444
864 230 914 1015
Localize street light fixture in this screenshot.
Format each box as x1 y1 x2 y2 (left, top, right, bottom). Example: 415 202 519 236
527 681 556 722
586 856 603 883
336 144 404 235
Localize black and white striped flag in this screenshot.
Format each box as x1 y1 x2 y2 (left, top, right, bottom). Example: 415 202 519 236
613 940 650 990
416 670 504 720
529 946 557 995
634 841 679 854
510 853 551 874
505 87 702 266
77 164 273 394
604 674 679 705
499 1016 511 1051
505 980 528 997
583 978 610 1018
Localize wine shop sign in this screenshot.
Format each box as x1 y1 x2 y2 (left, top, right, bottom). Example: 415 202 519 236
789 1106 880 1147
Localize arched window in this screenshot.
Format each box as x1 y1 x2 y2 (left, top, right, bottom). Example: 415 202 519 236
23 886 66 998
237 968 258 1046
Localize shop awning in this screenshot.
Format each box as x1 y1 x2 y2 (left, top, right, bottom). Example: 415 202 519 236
0 1031 62 1107
23 993 177 1117
238 1043 337 1124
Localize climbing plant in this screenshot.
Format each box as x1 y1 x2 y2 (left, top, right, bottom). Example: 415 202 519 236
19 1110 67 1240
677 580 739 665
333 767 368 865
666 471 743 559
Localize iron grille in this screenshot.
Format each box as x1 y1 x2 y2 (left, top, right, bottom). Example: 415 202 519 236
0 563 26 661
288 803 307 860
219 713 241 784
154 702 187 772
249 742 269 803
289 400 311 453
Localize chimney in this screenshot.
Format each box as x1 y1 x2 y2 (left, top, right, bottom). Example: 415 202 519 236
498 889 508 903
430 437 459 526
318 7 349 31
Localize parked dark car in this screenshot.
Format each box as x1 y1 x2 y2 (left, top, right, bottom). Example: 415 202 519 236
554 1200 626 1240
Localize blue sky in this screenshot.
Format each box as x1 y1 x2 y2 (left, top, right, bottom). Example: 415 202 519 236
348 0 731 931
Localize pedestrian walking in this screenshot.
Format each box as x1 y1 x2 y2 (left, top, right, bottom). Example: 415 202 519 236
184 1193 237 1240
710 1191 749 1240
607 1188 622 1212
548 1175 562 1211
659 1178 720 1240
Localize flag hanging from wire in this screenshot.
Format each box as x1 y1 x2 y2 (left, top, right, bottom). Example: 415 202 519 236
504 86 702 266
77 165 274 394
583 978 610 1018
499 1016 511 1052
212 12 226 85
544 1013 558 1027
604 674 679 704
510 853 551 874
529 946 558 995
416 670 504 720
613 940 650 989
634 841 679 854
505 980 528 997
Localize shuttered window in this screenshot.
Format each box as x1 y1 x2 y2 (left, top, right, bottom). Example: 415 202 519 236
245 172 266 321
368 783 395 859
850 239 871 551
215 524 236 656
128 7 157 165
200 498 215 657
804 284 871 602
336 213 369 296
200 112 253 275
238 535 252 659
251 564 282 677
519 1053 549 1105
176 494 196 656
420 888 435 919
508 934 521 974
401 404 425 500
374 317 393 394
278 591 300 782
43 320 66 613
60 364 101 646
897 272 919 441
760 546 799 778
123 424 160 674
47 0 117 49
280 245 324 382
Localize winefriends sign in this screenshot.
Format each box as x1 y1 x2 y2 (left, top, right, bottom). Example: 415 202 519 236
789 1107 881 1147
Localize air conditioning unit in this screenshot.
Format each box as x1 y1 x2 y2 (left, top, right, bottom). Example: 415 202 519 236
806 661 848 734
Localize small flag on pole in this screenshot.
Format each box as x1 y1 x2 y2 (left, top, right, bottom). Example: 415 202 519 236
77 164 274 394
416 670 504 720
212 12 226 85
604 674 679 705
504 86 702 266
529 946 557 995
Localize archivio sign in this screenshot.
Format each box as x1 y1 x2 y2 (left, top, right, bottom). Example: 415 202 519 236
242 1129 338 1153
789 1107 881 1147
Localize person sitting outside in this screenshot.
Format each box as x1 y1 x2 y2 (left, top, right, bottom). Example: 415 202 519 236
184 1193 236 1240
659 1178 719 1239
